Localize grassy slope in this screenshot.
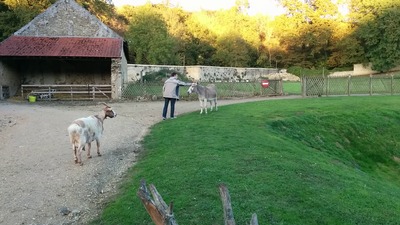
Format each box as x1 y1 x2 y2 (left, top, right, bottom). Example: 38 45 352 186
91 96 400 225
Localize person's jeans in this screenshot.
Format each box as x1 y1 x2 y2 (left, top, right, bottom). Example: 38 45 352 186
162 98 177 118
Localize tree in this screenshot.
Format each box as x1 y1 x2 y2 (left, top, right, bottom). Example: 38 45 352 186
77 0 127 35
276 0 345 68
0 0 53 41
327 21 364 68
347 0 399 25
157 6 192 66
253 15 282 68
185 12 217 65
356 7 400 72
212 33 252 67
125 4 179 64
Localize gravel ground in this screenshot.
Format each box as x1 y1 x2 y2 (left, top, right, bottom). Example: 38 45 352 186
0 96 298 225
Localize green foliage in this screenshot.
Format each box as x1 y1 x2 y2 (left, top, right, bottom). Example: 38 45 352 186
77 0 127 35
91 96 400 224
356 7 400 72
212 33 252 67
125 4 179 64
0 0 50 41
287 66 329 76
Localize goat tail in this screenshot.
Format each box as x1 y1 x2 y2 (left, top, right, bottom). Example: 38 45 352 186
67 124 81 145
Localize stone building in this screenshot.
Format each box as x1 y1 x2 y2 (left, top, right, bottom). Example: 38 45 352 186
0 0 128 99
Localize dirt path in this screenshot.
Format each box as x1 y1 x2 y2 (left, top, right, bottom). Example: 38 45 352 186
0 96 298 225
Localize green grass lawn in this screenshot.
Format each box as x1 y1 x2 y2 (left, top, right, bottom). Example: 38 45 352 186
90 96 400 225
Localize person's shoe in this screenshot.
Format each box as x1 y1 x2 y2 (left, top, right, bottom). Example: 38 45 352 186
171 117 177 119
162 117 166 120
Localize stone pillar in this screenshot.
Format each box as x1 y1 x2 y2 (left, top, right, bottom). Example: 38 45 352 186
111 58 122 99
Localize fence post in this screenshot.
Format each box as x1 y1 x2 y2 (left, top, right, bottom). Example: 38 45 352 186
369 74 372 96
302 76 306 97
326 76 329 96
92 86 95 100
70 86 73 101
391 75 394 95
87 84 90 99
347 75 351 96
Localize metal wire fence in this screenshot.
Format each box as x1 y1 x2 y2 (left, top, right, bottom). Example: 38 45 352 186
121 79 283 101
302 73 400 96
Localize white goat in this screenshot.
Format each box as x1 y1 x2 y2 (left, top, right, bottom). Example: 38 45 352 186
67 103 117 165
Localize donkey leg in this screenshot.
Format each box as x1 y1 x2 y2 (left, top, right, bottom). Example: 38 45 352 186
204 99 208 114
199 99 203 114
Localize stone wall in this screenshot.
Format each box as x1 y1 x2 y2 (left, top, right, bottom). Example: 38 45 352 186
113 50 128 99
111 50 129 99
353 63 400 76
127 64 278 82
353 63 378 76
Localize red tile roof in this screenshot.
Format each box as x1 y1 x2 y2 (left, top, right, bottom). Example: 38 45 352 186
0 36 123 58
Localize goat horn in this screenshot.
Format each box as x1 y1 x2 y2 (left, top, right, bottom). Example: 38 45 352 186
98 102 110 108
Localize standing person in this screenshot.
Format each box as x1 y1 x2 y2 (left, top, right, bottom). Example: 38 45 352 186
162 72 192 120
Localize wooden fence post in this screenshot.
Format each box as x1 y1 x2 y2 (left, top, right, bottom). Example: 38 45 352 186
137 180 178 225
70 85 73 101
138 181 259 225
219 183 236 225
250 213 259 225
